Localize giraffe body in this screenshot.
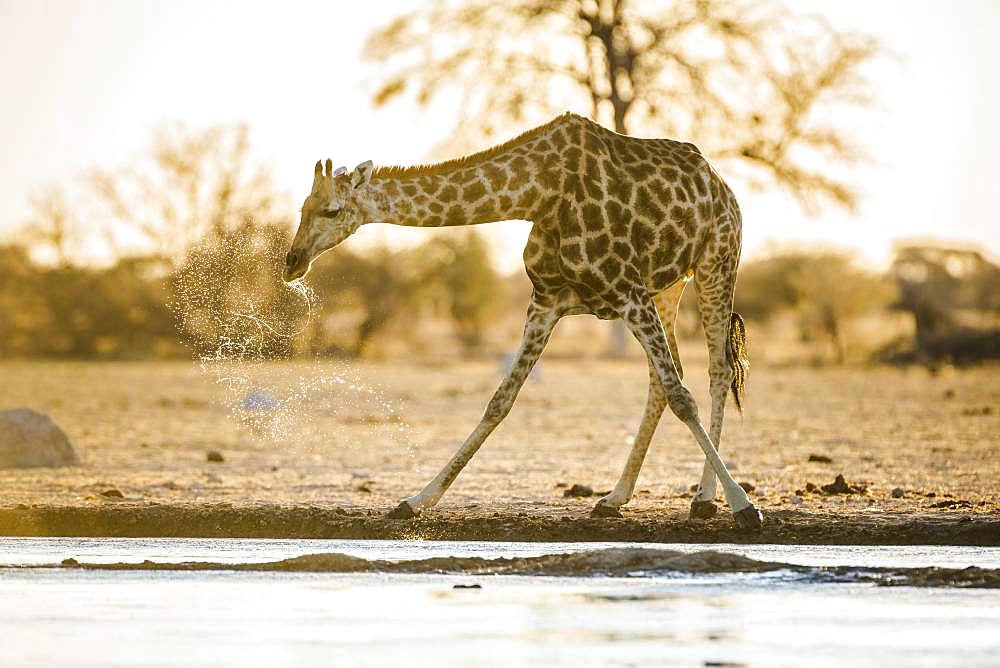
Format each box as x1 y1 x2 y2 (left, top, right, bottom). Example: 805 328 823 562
285 112 760 528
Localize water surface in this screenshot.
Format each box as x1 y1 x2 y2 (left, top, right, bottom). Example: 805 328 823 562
2 538 998 667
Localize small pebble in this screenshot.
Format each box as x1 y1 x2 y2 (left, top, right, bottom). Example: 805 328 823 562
206 450 225 463
563 484 594 498
808 454 833 463
738 481 755 493
891 487 904 498
99 488 124 499
790 496 804 505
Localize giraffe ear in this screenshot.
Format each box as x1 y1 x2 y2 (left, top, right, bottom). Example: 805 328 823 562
332 165 347 177
351 160 373 189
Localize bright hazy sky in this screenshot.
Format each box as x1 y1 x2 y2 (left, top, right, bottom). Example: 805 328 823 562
1 0 998 271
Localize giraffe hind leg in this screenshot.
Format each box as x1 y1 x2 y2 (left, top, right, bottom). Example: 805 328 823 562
689 251 751 522
622 289 760 529
591 280 686 517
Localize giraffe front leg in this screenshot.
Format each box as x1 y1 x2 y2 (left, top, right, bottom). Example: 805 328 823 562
591 362 665 518
387 300 560 519
622 293 761 530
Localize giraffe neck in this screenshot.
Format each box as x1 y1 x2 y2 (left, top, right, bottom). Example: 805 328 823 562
365 132 561 229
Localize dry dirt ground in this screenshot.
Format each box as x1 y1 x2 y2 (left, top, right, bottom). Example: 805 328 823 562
1 355 998 544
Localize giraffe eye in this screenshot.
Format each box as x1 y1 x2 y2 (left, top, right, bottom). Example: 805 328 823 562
323 207 342 218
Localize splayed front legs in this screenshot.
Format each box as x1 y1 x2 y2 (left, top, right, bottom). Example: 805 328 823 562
387 300 560 519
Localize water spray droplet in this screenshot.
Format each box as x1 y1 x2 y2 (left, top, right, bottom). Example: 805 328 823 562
169 228 413 461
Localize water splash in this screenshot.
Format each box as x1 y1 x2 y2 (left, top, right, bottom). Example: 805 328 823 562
169 228 411 455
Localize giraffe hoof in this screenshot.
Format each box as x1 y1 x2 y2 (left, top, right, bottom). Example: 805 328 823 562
733 505 763 530
689 500 718 520
386 500 418 520
590 501 623 518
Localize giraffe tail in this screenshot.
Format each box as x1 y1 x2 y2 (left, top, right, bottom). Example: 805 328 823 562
727 312 750 412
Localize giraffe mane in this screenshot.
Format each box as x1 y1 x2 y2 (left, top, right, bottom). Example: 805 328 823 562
371 112 576 180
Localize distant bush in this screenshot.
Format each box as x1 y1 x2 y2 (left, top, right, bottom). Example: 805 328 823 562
0 245 175 358
414 231 503 353
735 250 895 362
882 246 1000 366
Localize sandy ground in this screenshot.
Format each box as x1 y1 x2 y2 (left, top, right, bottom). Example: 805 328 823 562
1 354 998 543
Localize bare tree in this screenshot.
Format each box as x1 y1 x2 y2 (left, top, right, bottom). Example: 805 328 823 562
22 186 76 268
368 0 877 210
88 124 284 261
366 0 879 354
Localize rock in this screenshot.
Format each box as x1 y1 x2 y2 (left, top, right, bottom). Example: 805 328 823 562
563 483 594 498
822 474 852 494
0 408 79 468
808 453 833 463
891 487 905 498
805 482 818 493
738 481 755 493
930 499 974 509
453 583 482 589
790 496 804 505
242 391 279 413
354 480 374 493
206 450 225 463
820 473 866 495
99 488 124 499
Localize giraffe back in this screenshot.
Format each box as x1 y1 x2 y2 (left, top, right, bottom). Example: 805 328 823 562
519 114 741 318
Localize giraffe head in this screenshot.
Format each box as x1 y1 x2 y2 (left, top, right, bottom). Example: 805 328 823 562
283 158 375 282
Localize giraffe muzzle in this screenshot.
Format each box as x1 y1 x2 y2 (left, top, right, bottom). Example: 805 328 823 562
283 250 308 283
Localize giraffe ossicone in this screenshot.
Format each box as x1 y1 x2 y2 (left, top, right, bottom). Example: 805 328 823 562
285 111 760 529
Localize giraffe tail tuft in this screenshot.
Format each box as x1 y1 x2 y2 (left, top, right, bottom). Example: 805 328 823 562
727 312 750 412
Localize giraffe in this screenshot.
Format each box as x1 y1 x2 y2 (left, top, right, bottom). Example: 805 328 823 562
283 112 761 529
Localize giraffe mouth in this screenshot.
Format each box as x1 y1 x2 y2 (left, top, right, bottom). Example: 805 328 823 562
282 257 310 283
